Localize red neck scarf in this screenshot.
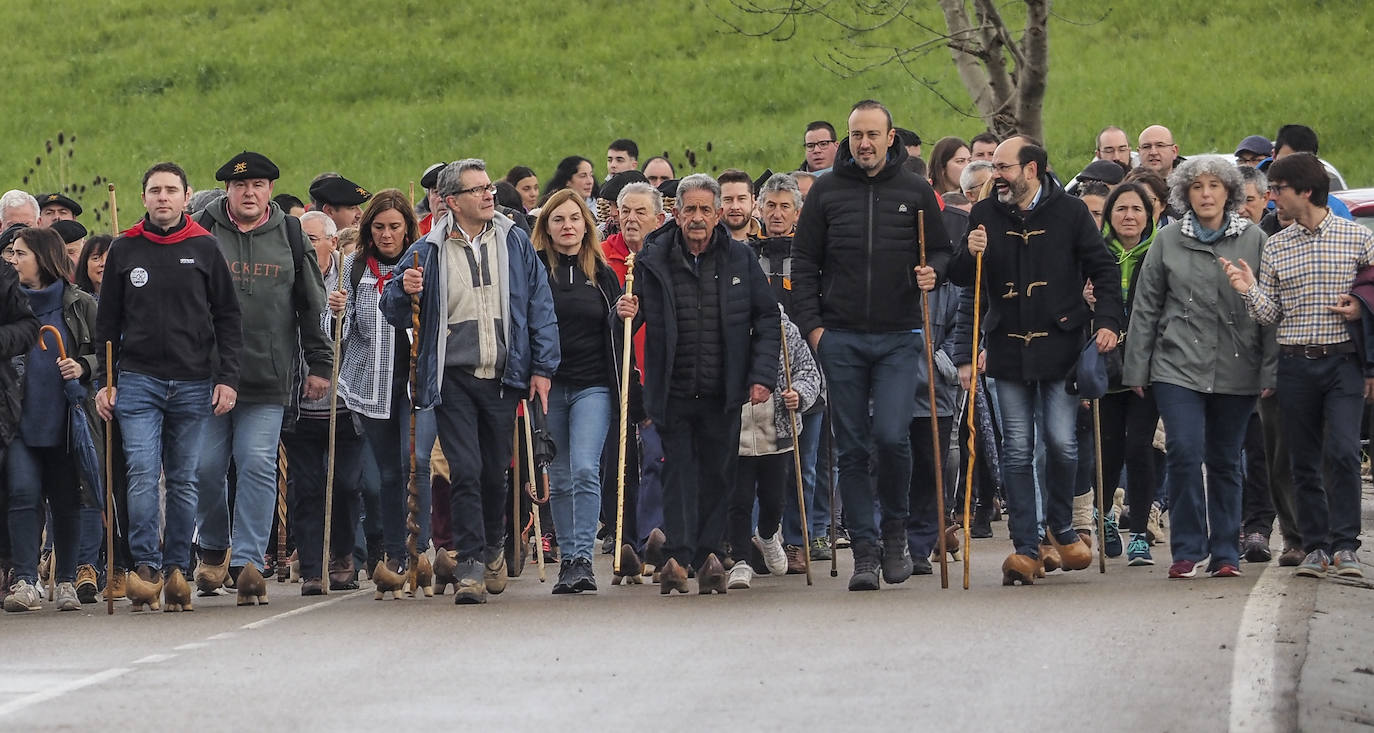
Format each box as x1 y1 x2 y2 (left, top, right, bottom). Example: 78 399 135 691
367 256 394 294
123 215 212 244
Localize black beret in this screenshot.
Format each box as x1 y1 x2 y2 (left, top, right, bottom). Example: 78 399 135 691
1077 159 1125 186
657 178 680 199
37 192 82 216
309 176 371 207
598 170 648 202
0 223 23 249
895 127 922 148
51 219 87 244
420 163 446 190
216 151 279 181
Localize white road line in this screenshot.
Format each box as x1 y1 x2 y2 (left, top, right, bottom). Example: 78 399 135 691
173 642 209 651
207 631 238 640
1228 564 1291 733
132 653 177 664
0 667 132 717
239 588 369 630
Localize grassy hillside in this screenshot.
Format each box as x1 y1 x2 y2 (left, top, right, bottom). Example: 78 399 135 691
6 0 1369 230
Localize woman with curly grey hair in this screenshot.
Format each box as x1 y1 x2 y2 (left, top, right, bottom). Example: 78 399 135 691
1121 155 1275 580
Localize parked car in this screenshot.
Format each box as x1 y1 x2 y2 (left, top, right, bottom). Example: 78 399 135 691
1332 188 1374 232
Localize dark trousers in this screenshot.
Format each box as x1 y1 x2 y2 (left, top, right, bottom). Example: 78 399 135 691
1099 388 1160 535
907 416 953 557
1256 394 1302 549
281 416 363 579
5 439 81 584
435 369 519 561
1277 353 1365 554
659 396 739 568
636 422 665 549
600 414 640 550
728 452 789 562
1241 410 1277 538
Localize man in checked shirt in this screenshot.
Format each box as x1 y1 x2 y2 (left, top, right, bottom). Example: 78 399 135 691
1221 152 1374 579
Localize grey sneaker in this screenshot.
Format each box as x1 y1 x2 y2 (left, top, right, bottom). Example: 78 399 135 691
55 581 80 611
1332 549 1364 578
483 546 507 595
1294 549 1330 578
453 559 487 605
4 580 42 612
809 536 833 561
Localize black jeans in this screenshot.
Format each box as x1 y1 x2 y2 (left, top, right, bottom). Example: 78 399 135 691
1256 394 1302 549
282 416 363 579
5 439 81 584
435 369 519 561
907 415 953 557
728 452 789 562
659 396 740 568
1241 410 1277 538
1098 388 1160 535
1277 353 1365 554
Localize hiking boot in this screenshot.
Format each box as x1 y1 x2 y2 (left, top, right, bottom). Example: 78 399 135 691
1167 560 1198 579
453 559 487 604
75 564 99 604
1294 549 1330 578
1332 549 1364 578
784 545 806 575
1126 533 1153 566
103 567 127 600
848 542 881 591
727 561 753 590
970 512 993 539
808 536 832 561
4 579 42 612
880 522 913 584
757 532 788 575
1242 533 1273 563
484 545 508 595
1277 546 1305 567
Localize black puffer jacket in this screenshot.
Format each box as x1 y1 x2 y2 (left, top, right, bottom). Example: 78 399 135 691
791 139 951 336
626 223 780 423
667 238 724 398
0 258 40 447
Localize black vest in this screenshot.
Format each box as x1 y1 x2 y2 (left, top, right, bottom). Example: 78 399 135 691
668 239 724 399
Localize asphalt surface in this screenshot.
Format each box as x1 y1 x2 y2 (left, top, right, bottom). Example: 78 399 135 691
6 509 1366 733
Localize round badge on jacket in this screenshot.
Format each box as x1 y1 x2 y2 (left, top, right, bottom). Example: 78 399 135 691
130 267 149 288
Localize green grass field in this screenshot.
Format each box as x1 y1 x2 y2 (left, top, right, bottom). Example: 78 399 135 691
6 0 1369 229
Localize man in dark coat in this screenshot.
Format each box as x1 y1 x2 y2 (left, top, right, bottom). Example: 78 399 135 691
947 137 1123 586
615 173 780 595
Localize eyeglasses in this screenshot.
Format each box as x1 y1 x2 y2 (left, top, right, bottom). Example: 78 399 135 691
455 183 496 197
804 140 836 151
993 162 1027 174
1267 184 1292 194
1140 142 1175 151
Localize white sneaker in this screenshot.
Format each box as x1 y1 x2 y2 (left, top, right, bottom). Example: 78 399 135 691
4 580 42 612
727 561 753 589
758 532 788 576
55 582 80 611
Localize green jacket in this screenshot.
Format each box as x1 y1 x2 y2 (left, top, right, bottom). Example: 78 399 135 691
1123 214 1277 395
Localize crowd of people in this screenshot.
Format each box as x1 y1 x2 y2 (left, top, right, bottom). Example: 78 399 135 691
0 101 1369 612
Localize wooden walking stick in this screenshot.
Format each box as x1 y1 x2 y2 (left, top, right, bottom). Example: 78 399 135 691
322 253 346 594
779 319 813 585
961 249 984 590
1093 399 1108 573
405 253 424 594
276 444 290 582
521 400 546 582
918 210 949 589
408 181 416 208
512 418 523 576
107 183 119 233
104 341 115 614
827 419 838 578
614 253 636 574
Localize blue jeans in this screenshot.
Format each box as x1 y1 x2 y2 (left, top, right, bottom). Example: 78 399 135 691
5 439 81 583
545 383 612 561
783 408 826 546
116 372 211 571
194 402 286 571
635 422 664 549
1153 382 1254 568
995 377 1080 557
817 329 922 546
358 392 436 563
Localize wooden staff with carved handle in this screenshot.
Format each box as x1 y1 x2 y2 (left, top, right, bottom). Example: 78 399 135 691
960 249 983 590
779 319 813 585
405 252 423 593
105 341 115 614
614 253 636 574
918 210 949 589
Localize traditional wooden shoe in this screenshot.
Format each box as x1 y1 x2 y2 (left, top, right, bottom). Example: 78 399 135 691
933 526 962 560
410 554 435 598
1039 543 1062 572
644 528 666 574
372 558 406 600
483 549 508 595
235 564 269 606
658 558 689 595
696 554 728 595
163 568 193 612
1048 533 1092 571
1002 553 1039 586
613 545 644 585
194 548 231 596
126 566 163 612
433 550 458 596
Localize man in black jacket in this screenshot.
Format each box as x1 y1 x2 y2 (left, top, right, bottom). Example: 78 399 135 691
948 137 1123 586
615 173 780 595
791 99 950 592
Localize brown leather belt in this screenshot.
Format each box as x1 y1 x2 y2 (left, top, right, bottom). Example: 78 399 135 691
1278 342 1357 359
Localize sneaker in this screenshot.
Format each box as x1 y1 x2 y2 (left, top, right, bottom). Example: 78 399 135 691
1167 560 1197 579
969 514 993 539
758 532 788 576
834 526 851 549
880 522 913 584
809 536 833 561
1331 549 1364 578
911 554 933 575
848 542 880 591
75 564 100 603
1277 546 1306 567
784 545 807 575
552 559 576 595
571 557 597 592
1210 564 1242 578
1126 533 1154 566
727 561 753 589
3 580 42 612
1294 549 1330 578
1242 533 1273 563
1101 509 1122 558
55 581 80 611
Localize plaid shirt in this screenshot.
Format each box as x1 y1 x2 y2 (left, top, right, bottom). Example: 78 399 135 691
1244 210 1374 345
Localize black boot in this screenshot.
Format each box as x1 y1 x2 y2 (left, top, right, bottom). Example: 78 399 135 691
848 541 881 591
970 510 994 539
880 520 913 584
